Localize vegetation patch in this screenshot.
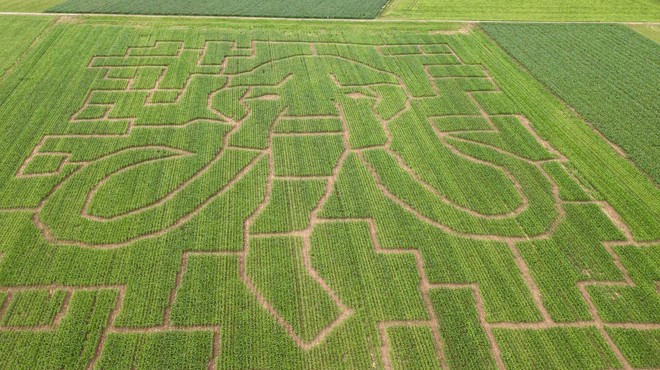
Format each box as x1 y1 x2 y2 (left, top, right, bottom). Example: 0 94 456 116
0 16 54 78
484 23 660 183
0 17 657 368
48 0 389 18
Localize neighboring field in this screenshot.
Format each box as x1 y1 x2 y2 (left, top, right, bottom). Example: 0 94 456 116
631 24 660 42
382 0 660 21
0 0 63 12
0 16 55 77
0 15 658 369
484 24 660 184
47 0 388 18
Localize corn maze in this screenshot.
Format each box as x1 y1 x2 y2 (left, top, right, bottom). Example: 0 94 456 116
0 22 658 369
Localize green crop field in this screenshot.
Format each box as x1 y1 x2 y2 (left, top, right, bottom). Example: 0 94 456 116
483 24 660 183
0 13 658 370
0 0 64 12
382 0 660 22
484 24 660 183
46 0 389 18
0 16 55 77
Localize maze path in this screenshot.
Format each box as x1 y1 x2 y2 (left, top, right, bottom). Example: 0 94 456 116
1 36 658 369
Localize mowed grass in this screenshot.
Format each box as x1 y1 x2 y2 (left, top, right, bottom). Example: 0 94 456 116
48 0 389 18
631 24 660 43
382 0 660 21
484 24 660 183
0 14 658 369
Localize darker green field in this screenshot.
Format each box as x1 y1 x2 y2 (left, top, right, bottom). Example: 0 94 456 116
47 0 389 18
0 14 657 369
0 16 54 78
484 24 660 183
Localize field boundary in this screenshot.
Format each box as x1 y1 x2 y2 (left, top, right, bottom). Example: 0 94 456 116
0 12 659 25
0 16 58 84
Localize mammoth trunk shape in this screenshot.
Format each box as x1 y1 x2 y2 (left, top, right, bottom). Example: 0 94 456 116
38 147 261 247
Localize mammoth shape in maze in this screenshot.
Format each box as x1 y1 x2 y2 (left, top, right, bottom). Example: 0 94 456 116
14 39 574 351
20 40 564 247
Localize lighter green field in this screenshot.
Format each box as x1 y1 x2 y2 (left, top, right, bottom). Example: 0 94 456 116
632 24 660 42
0 15 658 369
0 16 54 77
0 0 63 12
382 0 660 22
